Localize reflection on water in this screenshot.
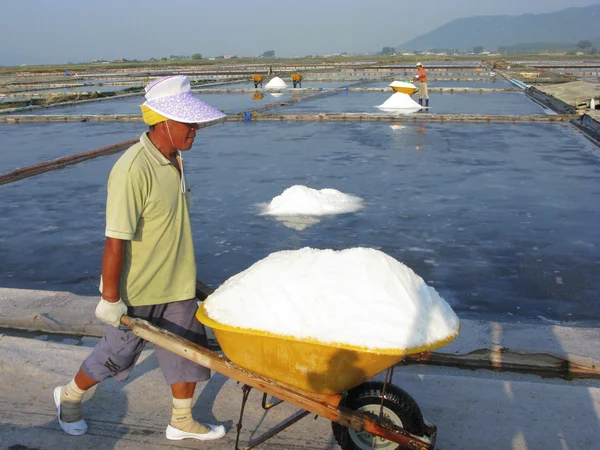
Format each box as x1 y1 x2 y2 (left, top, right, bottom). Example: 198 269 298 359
274 215 322 230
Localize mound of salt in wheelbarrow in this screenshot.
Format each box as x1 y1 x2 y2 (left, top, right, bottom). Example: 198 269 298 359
203 247 459 352
199 247 459 392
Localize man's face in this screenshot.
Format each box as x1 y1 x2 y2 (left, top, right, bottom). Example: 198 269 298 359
167 120 200 151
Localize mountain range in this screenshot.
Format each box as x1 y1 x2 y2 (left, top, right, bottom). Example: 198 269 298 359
400 4 600 51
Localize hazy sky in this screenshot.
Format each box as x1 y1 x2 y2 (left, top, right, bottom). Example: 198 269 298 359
2 0 598 64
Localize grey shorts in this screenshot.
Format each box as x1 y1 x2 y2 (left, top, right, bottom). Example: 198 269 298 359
81 299 210 385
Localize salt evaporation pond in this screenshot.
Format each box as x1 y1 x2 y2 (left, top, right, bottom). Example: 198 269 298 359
0 122 143 173
272 91 545 115
1 121 599 324
12 91 301 116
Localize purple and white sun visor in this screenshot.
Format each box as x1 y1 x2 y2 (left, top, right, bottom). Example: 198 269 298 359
142 75 226 124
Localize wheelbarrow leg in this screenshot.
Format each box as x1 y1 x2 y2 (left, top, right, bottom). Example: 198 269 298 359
235 385 253 450
235 385 311 450
261 392 284 410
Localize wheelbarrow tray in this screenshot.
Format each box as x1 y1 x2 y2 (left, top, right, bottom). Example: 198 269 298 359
196 304 407 394
196 303 458 395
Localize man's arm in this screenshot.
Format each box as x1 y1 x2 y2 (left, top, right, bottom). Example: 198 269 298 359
95 237 128 327
101 237 125 302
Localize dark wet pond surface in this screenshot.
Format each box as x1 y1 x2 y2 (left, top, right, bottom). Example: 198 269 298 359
1 121 599 324
272 91 544 115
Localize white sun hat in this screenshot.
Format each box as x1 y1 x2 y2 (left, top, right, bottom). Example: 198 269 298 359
416 62 423 66
143 75 226 123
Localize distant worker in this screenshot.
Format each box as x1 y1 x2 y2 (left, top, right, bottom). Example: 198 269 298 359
412 62 429 107
291 73 303 88
253 74 264 88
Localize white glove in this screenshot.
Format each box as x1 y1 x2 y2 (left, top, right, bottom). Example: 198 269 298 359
95 298 128 328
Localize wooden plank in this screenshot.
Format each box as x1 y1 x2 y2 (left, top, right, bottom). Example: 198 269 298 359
1 113 578 125
0 139 137 186
237 113 578 124
404 348 600 379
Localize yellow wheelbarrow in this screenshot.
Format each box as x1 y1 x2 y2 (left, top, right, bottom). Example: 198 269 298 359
120 282 451 450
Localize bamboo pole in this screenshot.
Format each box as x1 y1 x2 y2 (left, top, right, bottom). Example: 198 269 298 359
1 113 578 125
233 113 578 124
0 139 138 186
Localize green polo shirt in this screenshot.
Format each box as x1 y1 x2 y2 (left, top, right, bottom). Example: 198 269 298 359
101 132 196 306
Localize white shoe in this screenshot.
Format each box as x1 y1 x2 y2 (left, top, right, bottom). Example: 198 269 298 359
53 386 88 436
166 423 226 441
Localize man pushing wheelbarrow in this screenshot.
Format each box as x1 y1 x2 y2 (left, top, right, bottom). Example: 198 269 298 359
53 75 227 442
54 77 459 449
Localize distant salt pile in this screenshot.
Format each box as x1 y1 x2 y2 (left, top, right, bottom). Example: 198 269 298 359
204 247 460 351
377 92 422 110
265 76 287 89
261 185 363 217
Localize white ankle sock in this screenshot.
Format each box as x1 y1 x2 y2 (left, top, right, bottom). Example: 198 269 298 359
60 379 86 423
170 397 209 434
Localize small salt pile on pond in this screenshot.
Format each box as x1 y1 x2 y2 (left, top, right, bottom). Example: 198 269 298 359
260 185 364 230
262 185 363 216
204 247 460 352
265 76 287 89
376 92 422 112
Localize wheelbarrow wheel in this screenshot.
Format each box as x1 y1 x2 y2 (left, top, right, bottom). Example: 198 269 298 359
332 381 425 450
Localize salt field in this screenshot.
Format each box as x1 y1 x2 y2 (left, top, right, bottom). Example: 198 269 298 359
1 118 599 324
13 91 302 116
2 60 599 327
272 91 545 115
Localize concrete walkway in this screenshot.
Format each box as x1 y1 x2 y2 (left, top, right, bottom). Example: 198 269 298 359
1 287 600 449
1 332 599 450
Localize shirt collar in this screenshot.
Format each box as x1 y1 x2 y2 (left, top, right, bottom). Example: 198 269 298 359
140 132 170 166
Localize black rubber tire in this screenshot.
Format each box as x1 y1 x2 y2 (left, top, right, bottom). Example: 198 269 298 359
332 381 425 450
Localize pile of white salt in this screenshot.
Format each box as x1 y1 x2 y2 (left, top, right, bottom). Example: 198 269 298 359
376 92 422 111
204 247 460 351
265 77 287 89
261 185 363 217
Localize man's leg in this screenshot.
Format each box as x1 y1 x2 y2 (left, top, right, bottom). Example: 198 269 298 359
156 299 225 441
172 381 196 399
53 368 97 435
55 307 150 436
